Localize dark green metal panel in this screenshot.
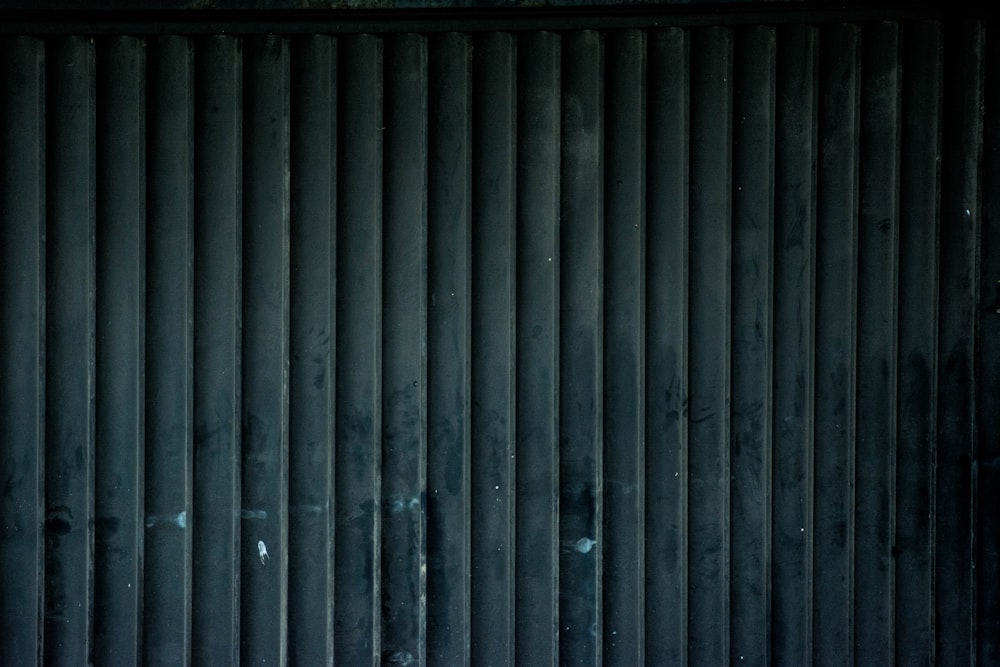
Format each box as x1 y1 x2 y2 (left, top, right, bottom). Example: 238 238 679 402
0 10 995 665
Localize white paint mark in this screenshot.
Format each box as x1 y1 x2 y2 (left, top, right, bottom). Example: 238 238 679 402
258 540 270 565
386 650 415 665
575 537 597 554
389 497 422 513
241 509 268 520
145 511 188 529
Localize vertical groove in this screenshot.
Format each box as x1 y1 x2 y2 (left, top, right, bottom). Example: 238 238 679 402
241 33 290 667
559 28 604 666
288 33 336 666
0 35 45 667
94 35 145 664
855 21 901 664
192 35 242 665
645 26 689 665
730 24 775 667
603 27 646 667
936 19 983 666
334 33 382 667
427 30 472 666
772 24 817 666
687 25 732 666
43 35 96 666
143 34 194 667
470 30 517 666
896 20 942 667
813 22 860 665
515 29 561 666
381 32 428 667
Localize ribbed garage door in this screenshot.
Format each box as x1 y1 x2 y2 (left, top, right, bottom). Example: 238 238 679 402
1 11 998 665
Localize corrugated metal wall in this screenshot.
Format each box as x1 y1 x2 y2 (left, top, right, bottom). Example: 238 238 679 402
1 15 998 666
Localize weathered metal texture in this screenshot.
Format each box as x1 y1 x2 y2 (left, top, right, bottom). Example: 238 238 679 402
0 15 997 666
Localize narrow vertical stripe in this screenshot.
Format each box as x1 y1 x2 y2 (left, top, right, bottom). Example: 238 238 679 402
645 26 689 665
143 34 194 666
0 35 45 667
288 33 337 666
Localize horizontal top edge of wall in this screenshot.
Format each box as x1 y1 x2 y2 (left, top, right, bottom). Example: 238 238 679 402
0 2 990 35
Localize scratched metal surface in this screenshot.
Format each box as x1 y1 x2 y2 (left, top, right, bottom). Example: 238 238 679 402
0 10 997 666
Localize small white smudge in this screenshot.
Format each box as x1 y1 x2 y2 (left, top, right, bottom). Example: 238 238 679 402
386 650 415 665
575 537 597 554
389 496 422 513
145 511 188 529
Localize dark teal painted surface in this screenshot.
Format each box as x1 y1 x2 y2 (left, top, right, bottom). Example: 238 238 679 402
0 10 996 665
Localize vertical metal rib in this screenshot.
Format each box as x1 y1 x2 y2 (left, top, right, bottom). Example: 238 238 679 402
381 31 428 667
645 26 689 665
515 29 561 665
470 30 517 666
334 33 383 667
427 30 472 666
730 24 775 667
772 23 817 666
192 35 242 665
855 21 901 664
603 27 646 667
687 25 732 666
895 20 942 666
288 33 337 666
976 18 1000 667
936 19 983 666
94 35 145 665
43 35 96 667
813 22 861 665
558 28 604 666
0 35 45 667
144 34 194 666
240 33 290 666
